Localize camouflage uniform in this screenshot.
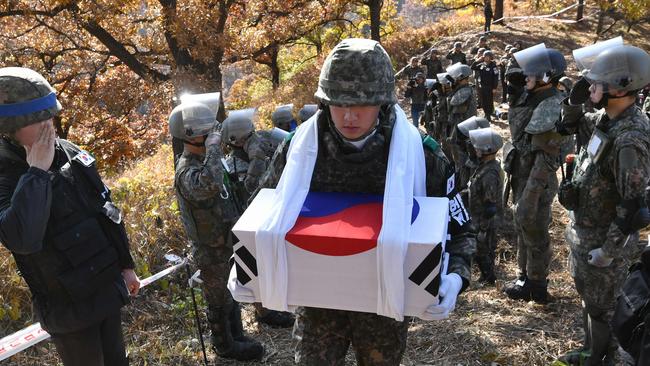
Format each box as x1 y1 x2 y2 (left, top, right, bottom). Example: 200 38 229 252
174 146 241 350
507 88 564 287
469 159 504 282
256 106 475 365
560 103 650 363
643 95 650 115
447 84 477 189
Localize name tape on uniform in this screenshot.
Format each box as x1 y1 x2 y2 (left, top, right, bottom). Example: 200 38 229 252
0 258 187 362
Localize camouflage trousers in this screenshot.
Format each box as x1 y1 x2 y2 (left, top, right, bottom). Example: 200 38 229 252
565 224 638 362
511 174 557 281
475 224 497 270
192 242 234 333
295 307 408 366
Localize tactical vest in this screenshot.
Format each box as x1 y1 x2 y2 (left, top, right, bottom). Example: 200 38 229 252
0 139 122 307
571 108 650 229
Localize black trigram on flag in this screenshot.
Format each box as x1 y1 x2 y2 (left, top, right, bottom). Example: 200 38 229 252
230 235 258 285
408 245 443 297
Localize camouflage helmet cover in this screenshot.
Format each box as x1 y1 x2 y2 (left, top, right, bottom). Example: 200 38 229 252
222 108 256 146
469 127 503 154
315 38 397 106
586 45 650 93
0 67 62 134
446 63 472 83
271 104 294 127
298 104 318 122
168 101 217 141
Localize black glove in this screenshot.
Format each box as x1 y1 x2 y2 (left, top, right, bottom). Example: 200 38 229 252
569 77 590 105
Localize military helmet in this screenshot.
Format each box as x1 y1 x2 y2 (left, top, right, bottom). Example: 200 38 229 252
454 41 462 49
298 104 318 122
222 108 256 146
505 44 513 52
469 127 503 154
479 36 487 42
437 73 452 87
586 45 650 93
271 104 294 130
546 48 567 79
446 63 472 83
483 50 494 58
0 67 62 134
457 116 490 137
315 38 396 106
168 101 217 141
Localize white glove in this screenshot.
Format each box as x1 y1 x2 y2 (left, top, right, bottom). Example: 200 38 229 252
587 248 613 268
227 265 256 303
422 272 463 320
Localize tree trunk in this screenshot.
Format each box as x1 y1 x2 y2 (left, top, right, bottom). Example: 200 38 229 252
576 0 584 21
596 9 606 35
269 44 281 89
494 0 503 22
367 0 383 42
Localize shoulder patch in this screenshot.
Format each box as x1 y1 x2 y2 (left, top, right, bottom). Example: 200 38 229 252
525 93 563 135
450 86 473 106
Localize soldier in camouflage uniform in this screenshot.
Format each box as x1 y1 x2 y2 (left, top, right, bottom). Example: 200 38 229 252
169 102 264 361
467 128 504 285
452 116 490 196
445 62 478 190
220 109 295 328
556 45 650 366
435 72 452 146
503 45 568 303
255 38 476 366
298 104 318 124
272 104 298 132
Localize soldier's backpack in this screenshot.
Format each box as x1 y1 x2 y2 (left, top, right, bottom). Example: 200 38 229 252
612 244 650 365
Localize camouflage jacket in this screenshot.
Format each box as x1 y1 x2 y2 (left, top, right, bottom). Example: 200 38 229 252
469 159 504 231
508 88 564 184
564 105 650 258
447 84 477 129
174 146 238 247
256 106 476 290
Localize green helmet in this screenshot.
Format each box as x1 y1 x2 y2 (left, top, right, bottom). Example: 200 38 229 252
0 67 62 134
168 102 216 141
315 38 396 106
221 108 256 146
469 127 503 154
457 116 490 137
271 104 294 130
586 45 650 93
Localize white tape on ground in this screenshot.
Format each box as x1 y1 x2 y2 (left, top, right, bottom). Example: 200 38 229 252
0 258 187 362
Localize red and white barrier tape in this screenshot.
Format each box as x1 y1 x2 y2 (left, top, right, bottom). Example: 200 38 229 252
0 257 187 362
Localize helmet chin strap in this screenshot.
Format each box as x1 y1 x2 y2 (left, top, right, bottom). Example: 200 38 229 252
184 136 207 147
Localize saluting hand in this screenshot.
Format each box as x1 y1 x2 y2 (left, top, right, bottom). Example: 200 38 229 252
25 120 55 171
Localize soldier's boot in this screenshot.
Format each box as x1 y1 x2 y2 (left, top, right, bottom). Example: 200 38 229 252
504 276 549 303
255 303 295 328
477 259 496 285
582 315 615 366
208 305 264 361
229 301 256 343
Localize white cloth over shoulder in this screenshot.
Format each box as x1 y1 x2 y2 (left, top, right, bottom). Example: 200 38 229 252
254 105 426 321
